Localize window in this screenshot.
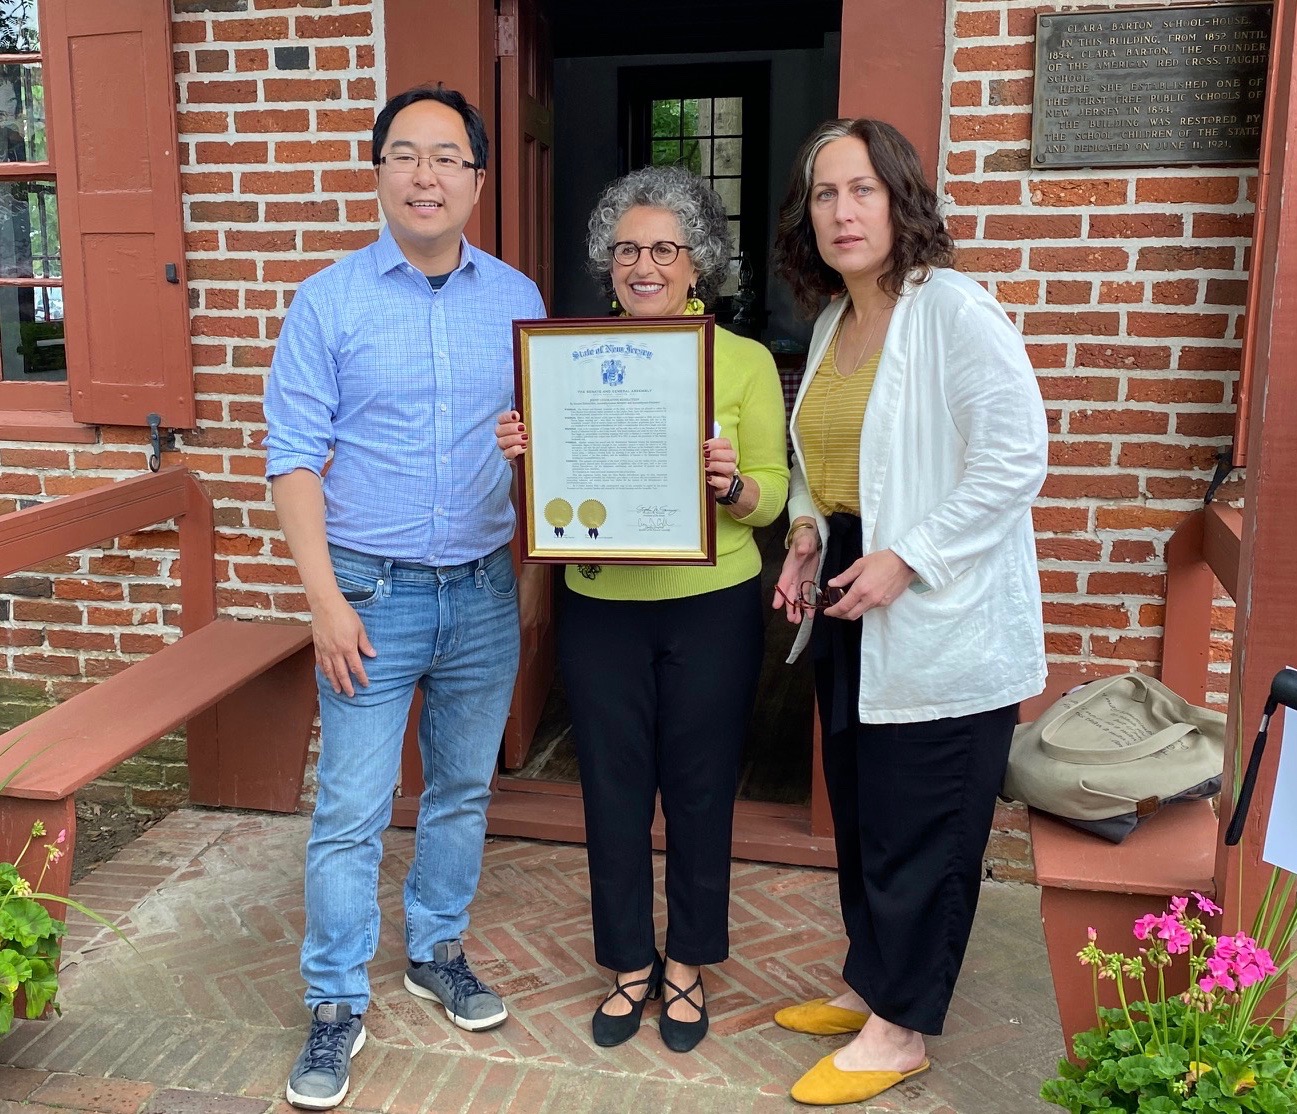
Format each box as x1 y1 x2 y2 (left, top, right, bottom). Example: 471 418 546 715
648 95 744 295
621 63 770 331
0 0 64 385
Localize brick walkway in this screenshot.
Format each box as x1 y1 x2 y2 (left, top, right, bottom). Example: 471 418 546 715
0 810 1062 1112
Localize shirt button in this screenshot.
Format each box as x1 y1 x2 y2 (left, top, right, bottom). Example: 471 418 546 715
437 507 446 516
438 351 448 360
440 454 449 463
440 403 447 412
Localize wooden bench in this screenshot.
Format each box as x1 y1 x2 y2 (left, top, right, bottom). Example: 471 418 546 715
1019 668 1220 1058
0 468 316 912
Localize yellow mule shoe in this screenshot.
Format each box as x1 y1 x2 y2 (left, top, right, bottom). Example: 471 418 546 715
790 1051 930 1106
773 997 869 1035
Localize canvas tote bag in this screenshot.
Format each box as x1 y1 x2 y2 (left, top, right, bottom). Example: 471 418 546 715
1003 673 1225 842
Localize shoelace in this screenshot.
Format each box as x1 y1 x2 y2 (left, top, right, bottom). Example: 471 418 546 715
437 952 489 1010
302 1018 354 1071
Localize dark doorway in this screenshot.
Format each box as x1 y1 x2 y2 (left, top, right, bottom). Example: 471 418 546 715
510 1 842 808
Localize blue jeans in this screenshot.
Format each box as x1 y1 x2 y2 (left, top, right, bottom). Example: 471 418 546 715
301 543 520 1012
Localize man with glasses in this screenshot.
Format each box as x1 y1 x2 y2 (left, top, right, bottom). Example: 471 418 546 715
265 84 545 1111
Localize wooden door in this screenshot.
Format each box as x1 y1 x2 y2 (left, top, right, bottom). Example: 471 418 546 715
498 0 556 769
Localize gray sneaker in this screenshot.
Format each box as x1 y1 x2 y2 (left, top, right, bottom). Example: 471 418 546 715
404 939 508 1031
286 1002 366 1110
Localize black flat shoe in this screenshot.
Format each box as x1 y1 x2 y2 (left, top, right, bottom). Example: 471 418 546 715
658 970 708 1053
592 953 664 1048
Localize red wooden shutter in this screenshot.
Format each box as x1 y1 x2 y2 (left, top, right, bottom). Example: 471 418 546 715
43 0 193 428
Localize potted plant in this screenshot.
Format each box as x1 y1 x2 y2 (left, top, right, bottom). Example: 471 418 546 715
0 819 70 1031
1041 882 1297 1112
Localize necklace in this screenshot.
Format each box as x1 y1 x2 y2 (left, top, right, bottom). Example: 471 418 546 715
835 299 893 376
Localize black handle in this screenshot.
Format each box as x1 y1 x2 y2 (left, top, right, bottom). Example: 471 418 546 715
165 263 179 284
1224 667 1297 845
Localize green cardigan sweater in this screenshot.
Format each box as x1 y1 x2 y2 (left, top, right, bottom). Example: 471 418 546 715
565 326 790 601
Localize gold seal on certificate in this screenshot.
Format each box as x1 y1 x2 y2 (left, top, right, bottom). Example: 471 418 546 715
513 316 716 564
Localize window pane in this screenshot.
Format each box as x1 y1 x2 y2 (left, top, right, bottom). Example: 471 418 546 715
681 98 702 138
696 98 716 137
714 177 741 215
0 284 65 382
680 138 702 175
651 99 683 140
692 137 712 177
0 62 46 161
0 0 41 53
720 258 740 298
727 218 740 256
714 136 741 175
713 97 742 136
0 179 59 278
651 139 682 166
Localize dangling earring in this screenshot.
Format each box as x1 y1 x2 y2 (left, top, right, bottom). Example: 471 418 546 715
610 296 621 316
685 285 705 316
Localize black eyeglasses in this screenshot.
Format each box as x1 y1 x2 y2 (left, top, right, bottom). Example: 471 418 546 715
611 240 692 266
378 153 480 175
774 580 846 612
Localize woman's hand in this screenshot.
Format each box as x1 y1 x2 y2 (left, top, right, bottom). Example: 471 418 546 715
703 436 737 494
773 518 820 623
823 549 915 621
496 410 527 461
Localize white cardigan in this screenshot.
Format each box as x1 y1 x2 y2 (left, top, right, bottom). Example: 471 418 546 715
786 268 1049 723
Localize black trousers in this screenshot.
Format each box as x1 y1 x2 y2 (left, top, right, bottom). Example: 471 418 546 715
814 513 1017 1035
558 577 763 971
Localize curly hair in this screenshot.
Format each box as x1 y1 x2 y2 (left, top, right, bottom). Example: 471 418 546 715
586 165 732 305
773 118 953 316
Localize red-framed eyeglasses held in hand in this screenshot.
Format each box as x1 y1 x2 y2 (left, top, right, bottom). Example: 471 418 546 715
774 580 846 612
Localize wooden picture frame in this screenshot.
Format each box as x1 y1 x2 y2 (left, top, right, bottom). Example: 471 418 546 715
513 315 716 564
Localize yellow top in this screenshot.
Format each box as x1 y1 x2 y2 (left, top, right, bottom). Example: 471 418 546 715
795 325 881 517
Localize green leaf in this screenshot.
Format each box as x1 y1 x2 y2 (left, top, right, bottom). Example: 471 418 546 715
1111 1029 1139 1052
0 897 56 949
20 956 57 1018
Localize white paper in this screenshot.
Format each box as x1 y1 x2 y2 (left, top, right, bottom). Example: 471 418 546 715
524 326 706 560
1262 707 1297 873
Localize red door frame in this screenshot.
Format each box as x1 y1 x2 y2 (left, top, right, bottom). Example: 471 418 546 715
384 0 947 864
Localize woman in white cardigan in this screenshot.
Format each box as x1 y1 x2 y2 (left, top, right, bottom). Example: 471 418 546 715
768 118 1049 1107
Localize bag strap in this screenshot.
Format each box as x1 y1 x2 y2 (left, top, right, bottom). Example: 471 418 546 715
1041 721 1197 765
1038 674 1198 765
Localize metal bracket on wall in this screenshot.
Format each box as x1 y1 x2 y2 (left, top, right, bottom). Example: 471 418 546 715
146 413 176 473
1203 444 1236 505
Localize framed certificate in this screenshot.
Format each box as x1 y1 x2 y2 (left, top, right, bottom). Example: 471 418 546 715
514 316 716 564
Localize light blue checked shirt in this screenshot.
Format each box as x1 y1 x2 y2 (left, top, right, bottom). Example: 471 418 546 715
264 227 545 566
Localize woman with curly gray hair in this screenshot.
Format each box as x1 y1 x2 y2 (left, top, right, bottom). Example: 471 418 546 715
497 165 788 1054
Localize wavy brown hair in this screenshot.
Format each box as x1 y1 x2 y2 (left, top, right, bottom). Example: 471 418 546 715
773 118 953 316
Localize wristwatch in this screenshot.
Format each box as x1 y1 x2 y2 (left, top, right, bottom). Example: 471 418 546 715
716 472 745 506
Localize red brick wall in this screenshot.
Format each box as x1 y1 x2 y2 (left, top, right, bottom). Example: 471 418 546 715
948 0 1252 880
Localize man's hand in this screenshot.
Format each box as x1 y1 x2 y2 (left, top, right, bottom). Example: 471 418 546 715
312 592 377 697
823 549 915 621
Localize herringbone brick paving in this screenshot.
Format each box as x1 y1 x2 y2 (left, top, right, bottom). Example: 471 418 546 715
0 810 1063 1112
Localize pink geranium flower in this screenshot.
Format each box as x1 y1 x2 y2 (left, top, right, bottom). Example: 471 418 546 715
1191 890 1222 917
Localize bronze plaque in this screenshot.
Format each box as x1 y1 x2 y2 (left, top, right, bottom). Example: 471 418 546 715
1032 4 1271 169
